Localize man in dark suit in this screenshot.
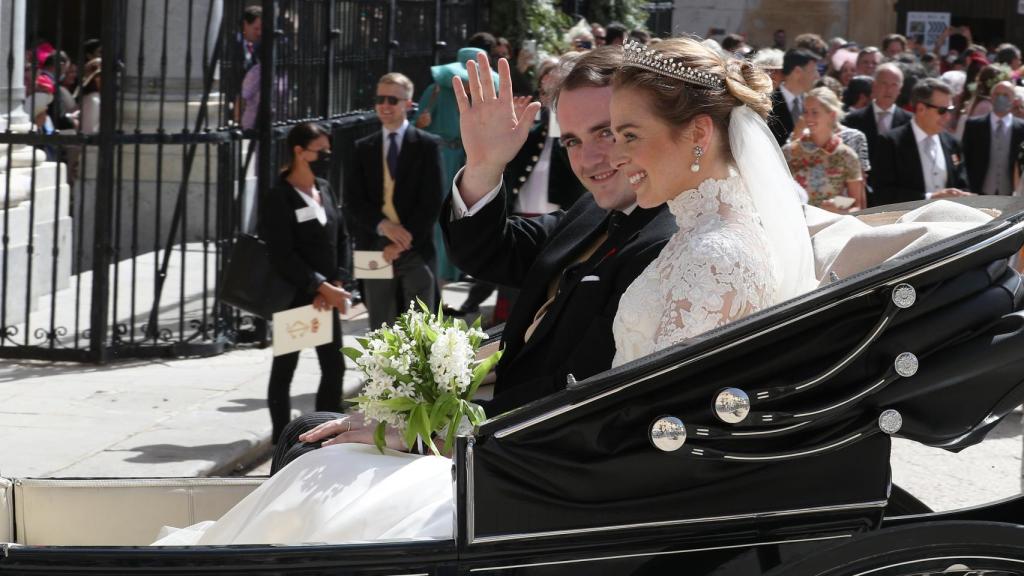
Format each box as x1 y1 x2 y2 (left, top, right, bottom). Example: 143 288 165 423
769 48 821 146
269 48 675 470
872 78 972 207
842 63 912 192
345 72 445 329
962 80 1024 195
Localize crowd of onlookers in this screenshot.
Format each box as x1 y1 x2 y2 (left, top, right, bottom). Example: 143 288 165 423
715 27 1024 210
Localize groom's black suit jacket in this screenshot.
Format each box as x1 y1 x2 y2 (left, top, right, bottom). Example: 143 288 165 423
442 186 675 416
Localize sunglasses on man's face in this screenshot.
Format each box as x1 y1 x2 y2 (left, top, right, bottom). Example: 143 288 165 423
921 101 956 115
375 95 404 105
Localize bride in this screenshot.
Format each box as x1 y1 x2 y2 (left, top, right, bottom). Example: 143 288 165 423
609 38 815 366
152 39 814 546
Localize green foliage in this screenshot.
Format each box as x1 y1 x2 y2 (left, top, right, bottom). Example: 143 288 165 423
489 0 571 55
584 0 651 31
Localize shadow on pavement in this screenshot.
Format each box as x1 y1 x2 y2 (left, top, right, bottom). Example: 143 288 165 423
120 440 255 464
218 392 317 413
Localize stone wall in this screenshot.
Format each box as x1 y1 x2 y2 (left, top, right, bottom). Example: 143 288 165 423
671 0 898 49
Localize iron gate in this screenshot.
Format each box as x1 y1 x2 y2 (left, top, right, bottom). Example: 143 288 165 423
0 0 485 362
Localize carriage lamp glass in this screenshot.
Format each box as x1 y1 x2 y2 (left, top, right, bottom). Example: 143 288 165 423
894 352 919 378
891 283 917 309
714 387 751 424
650 416 687 451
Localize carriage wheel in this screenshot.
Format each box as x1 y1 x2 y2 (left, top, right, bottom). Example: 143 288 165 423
766 521 1024 576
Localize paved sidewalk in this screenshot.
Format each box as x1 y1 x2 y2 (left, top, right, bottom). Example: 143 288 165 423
0 282 486 479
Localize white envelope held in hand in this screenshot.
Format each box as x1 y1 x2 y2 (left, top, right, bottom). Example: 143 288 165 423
353 250 394 279
272 305 333 356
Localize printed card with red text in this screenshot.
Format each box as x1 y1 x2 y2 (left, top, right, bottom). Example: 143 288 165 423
272 304 333 356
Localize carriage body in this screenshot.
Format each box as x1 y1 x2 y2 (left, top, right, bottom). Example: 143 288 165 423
4 198 1024 575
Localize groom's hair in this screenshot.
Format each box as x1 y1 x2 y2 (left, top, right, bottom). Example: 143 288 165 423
550 46 622 110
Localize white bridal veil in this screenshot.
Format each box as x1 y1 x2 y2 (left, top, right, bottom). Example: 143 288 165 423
729 105 817 301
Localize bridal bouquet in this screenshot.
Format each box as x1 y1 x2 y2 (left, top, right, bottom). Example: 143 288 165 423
344 300 501 455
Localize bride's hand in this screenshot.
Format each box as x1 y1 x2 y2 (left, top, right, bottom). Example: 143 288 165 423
454 52 542 206
298 413 367 444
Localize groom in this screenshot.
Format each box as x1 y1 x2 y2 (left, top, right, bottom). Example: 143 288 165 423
270 47 675 471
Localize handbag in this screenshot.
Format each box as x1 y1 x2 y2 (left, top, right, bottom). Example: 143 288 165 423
414 85 441 129
220 234 296 320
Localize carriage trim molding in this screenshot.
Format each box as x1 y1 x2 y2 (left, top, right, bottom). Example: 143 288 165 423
489 218 1024 440
466 533 855 571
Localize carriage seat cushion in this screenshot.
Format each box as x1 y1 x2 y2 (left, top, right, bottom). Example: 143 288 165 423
806 200 996 285
0 478 12 544
12 477 262 546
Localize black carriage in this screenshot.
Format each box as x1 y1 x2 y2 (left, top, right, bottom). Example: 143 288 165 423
3 197 1024 575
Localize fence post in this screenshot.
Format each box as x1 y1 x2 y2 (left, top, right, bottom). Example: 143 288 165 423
89 0 125 362
257 0 276 234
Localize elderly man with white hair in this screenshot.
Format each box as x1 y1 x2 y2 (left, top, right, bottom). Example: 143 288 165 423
841 62 912 194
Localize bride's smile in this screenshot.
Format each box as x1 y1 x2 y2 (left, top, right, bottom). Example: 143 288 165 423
610 86 728 209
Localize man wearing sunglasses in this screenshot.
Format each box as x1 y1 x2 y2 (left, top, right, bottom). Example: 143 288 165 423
872 78 972 206
345 72 445 330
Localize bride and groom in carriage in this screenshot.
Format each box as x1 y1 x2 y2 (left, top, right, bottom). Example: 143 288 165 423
152 37 996 546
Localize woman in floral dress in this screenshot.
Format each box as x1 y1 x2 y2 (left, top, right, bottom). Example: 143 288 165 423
783 87 864 212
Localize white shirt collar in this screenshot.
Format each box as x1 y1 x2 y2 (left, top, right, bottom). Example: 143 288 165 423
910 118 937 145
779 83 799 108
382 119 410 145
872 101 897 116
991 112 1013 131
619 202 638 216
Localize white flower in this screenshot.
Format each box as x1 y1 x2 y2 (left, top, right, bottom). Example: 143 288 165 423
429 327 474 394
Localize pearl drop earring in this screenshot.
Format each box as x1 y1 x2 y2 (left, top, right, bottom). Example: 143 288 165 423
690 145 704 173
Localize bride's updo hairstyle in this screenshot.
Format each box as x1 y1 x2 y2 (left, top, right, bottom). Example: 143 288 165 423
613 37 773 159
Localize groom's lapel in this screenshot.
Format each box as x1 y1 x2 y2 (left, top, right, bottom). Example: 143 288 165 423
502 201 608 359
517 204 662 357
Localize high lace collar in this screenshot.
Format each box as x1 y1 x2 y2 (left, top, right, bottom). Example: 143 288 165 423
666 171 746 224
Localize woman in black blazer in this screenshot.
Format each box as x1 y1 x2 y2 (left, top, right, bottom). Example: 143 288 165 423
262 123 351 443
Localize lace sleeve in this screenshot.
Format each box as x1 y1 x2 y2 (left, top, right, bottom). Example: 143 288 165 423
652 229 777 351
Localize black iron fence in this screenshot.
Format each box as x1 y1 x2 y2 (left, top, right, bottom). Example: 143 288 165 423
0 0 484 362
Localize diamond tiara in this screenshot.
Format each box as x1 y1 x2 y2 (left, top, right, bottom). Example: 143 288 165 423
621 40 726 91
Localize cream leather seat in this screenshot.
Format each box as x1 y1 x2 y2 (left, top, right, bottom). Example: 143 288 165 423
6 477 262 546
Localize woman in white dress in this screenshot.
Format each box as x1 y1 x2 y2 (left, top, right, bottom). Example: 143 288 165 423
153 39 815 546
609 38 816 367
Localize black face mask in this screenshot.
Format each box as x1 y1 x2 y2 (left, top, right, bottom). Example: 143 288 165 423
309 150 332 178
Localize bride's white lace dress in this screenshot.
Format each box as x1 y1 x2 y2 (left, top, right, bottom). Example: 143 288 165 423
612 172 779 367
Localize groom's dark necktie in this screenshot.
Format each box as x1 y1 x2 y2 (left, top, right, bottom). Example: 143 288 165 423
523 210 625 343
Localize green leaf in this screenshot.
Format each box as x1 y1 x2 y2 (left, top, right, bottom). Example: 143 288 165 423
373 422 387 454
445 404 462 456
355 337 371 349
342 347 363 362
429 394 455 430
465 400 487 425
467 349 502 399
378 396 418 412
